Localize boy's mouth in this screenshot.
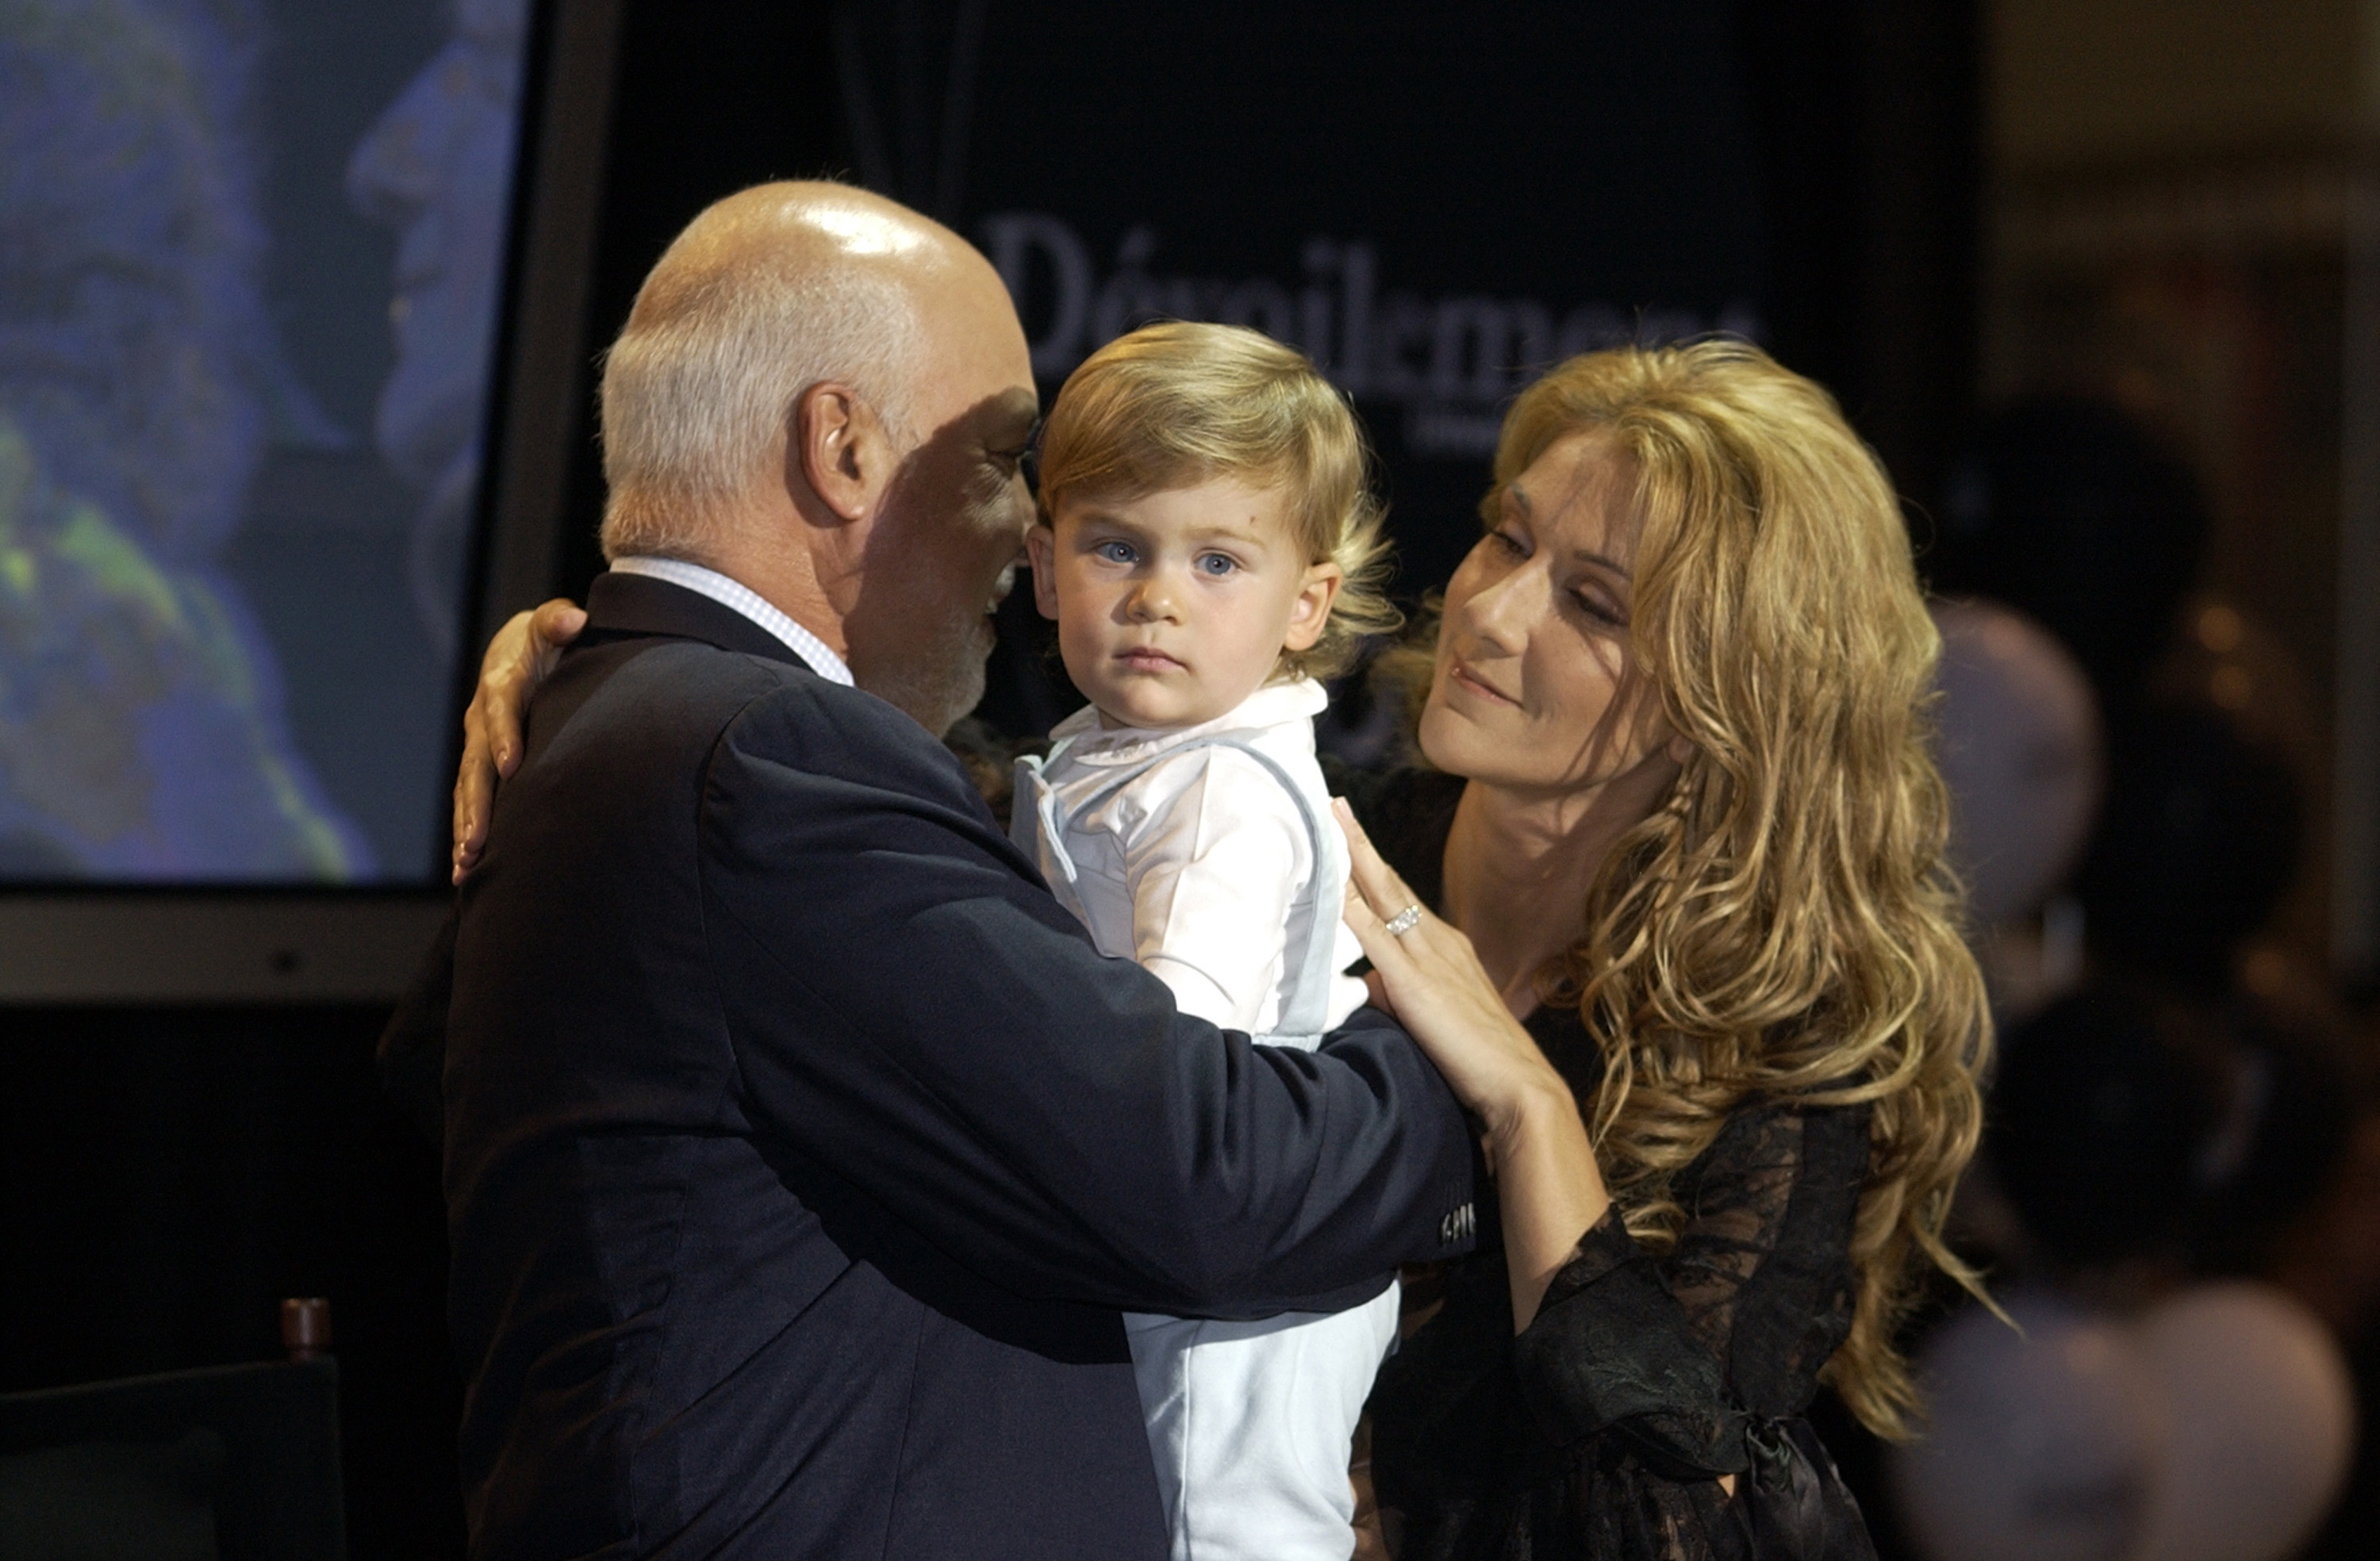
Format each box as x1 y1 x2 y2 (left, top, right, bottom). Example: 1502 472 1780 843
1115 646 1186 674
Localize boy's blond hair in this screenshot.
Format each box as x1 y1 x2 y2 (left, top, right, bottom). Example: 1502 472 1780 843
1036 321 1399 681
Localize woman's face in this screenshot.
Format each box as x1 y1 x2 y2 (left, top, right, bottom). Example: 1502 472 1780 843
1418 430 1680 799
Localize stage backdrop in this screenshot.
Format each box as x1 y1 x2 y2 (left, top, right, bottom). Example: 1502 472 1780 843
551 0 1976 742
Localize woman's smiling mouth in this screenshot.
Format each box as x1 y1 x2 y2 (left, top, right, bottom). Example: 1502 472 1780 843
1448 658 1518 707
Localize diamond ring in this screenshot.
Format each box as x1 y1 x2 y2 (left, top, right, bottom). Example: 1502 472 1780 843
1384 903 1424 937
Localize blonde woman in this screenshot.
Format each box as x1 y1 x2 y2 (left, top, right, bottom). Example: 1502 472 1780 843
1334 340 1988 1559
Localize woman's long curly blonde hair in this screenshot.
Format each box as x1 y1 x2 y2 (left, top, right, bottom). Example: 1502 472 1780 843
1453 341 1990 1439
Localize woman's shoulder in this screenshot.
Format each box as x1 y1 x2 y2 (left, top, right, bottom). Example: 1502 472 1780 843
1680 1089 1876 1199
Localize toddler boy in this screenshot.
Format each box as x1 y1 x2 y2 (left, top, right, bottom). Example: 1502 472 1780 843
1015 321 1403 1561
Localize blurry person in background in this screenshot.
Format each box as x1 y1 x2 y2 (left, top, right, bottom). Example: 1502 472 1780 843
1929 598 2102 1026
1894 981 2359 1561
1919 597 2104 1280
347 0 528 663
1894 543 2370 1561
2076 701 2305 999
1879 389 2380 1561
0 0 369 878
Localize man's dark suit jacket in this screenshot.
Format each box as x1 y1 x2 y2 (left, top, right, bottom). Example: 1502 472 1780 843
383 571 1479 1560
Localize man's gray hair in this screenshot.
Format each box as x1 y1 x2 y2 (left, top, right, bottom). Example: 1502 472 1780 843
597 252 921 562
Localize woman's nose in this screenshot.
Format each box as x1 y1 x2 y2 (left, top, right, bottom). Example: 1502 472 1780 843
1460 561 1539 654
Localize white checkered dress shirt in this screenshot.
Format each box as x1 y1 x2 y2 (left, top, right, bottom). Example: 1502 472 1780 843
608 556 854 687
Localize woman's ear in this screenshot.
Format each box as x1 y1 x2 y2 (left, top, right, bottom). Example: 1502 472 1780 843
1282 561 1345 653
793 382 894 524
1666 733 1695 765
1023 522 1061 619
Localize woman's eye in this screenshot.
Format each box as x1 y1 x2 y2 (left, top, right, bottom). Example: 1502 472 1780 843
1195 553 1238 577
1571 591 1625 627
1092 540 1136 565
1488 528 1529 559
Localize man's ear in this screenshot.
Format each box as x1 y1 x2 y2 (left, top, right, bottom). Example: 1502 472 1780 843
1281 561 1345 653
1023 522 1061 620
793 382 895 524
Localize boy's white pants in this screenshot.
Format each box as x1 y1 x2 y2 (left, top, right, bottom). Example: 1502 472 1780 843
1123 1279 1402 1561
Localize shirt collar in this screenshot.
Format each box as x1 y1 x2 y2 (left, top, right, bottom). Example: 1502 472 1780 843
1050 677 1328 759
607 556 853 686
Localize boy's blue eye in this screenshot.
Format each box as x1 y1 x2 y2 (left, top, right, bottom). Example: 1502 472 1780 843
1092 540 1137 565
1195 553 1238 577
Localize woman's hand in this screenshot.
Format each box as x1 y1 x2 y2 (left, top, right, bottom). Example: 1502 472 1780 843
1332 798 1569 1138
451 597 587 883
1334 797 1611 1327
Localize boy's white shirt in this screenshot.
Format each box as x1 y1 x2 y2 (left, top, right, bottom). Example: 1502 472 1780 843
1028 677 1368 1037
1023 674 1395 1561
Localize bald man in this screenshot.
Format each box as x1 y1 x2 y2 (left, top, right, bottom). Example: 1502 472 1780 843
391 183 1478 1559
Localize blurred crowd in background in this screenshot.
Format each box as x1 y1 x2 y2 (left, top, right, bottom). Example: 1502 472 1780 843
1875 405 2375 1561
1839 10 2380 1558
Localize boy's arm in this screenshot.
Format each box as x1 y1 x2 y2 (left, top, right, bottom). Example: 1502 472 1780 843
1119 746 1317 1033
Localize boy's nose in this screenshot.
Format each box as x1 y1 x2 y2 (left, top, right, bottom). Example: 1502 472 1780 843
1127 577 1182 622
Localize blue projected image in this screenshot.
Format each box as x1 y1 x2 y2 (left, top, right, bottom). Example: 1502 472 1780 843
0 0 528 883
349 0 530 666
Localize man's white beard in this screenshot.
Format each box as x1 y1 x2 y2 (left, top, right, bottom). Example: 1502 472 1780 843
857 616 992 737
849 458 1022 734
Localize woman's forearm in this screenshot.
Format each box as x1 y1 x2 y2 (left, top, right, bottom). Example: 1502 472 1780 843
1488 1076 1611 1330
1325 800 1615 1325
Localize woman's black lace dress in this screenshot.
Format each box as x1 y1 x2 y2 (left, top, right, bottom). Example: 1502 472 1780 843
1345 768 1880 1561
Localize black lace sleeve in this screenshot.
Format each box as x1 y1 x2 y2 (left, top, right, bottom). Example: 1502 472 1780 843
1511 1099 1871 1478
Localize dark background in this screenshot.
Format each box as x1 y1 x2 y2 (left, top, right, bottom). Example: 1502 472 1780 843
543 0 1975 741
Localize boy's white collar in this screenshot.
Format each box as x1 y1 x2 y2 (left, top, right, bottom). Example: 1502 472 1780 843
1048 677 1328 757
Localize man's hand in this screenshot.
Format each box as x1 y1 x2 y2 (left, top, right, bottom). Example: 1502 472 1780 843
451 598 586 882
